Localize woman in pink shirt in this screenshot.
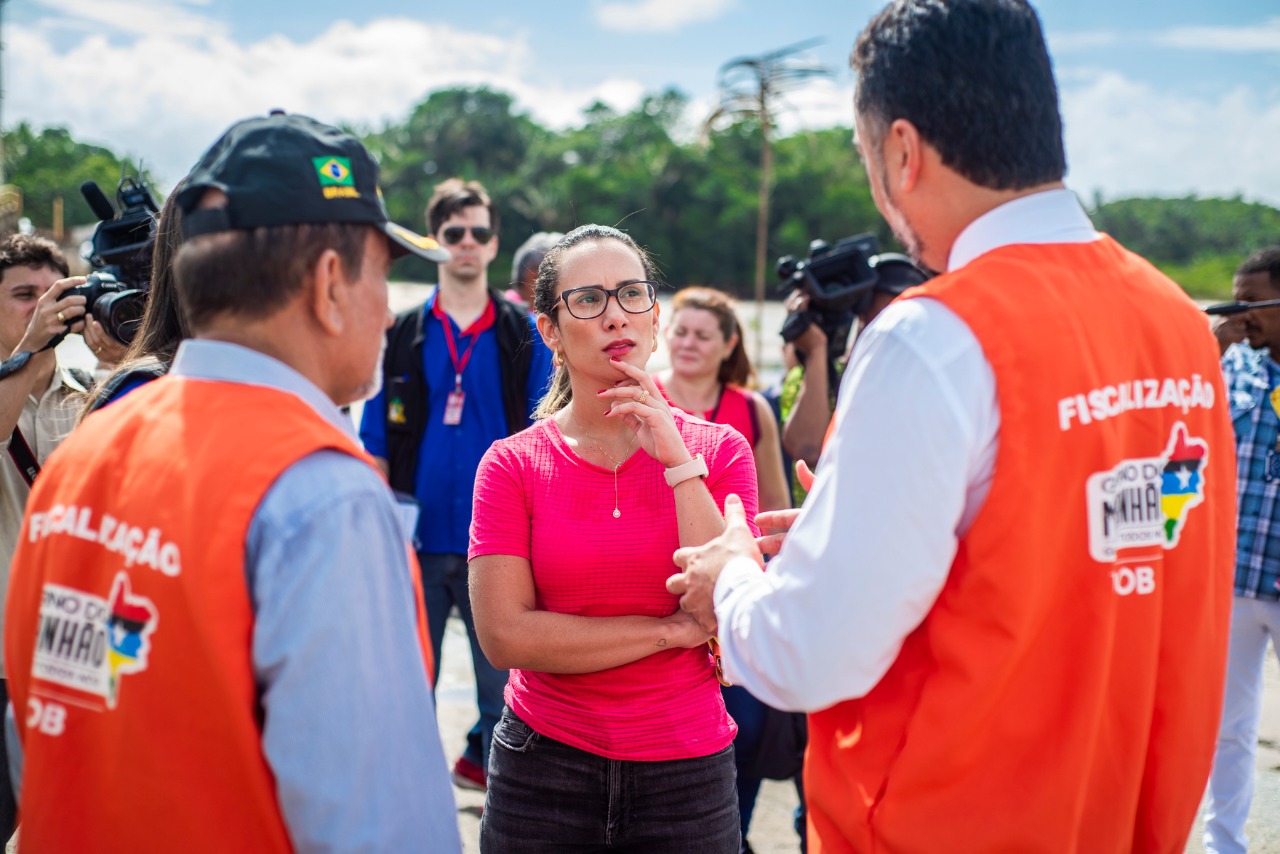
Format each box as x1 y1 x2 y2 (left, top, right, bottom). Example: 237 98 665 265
469 225 758 853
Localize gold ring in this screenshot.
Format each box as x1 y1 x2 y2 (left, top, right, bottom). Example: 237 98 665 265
637 389 650 405
56 311 65 322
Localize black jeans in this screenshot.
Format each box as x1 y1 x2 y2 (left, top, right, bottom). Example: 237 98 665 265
481 707 740 853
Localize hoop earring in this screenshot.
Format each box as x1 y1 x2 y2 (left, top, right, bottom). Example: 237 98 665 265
553 349 564 367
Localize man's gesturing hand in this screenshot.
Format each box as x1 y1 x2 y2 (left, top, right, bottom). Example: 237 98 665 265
668 494 763 634
756 459 814 556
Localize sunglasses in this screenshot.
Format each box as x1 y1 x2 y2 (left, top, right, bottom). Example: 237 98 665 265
440 225 494 246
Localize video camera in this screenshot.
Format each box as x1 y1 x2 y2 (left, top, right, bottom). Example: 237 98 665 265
77 175 158 345
776 233 882 368
777 234 930 384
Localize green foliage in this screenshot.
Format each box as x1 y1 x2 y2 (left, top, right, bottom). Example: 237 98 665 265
3 123 159 232
1092 196 1280 265
364 86 547 282
9 91 1278 299
1154 255 1240 301
1090 196 1280 300
366 85 895 288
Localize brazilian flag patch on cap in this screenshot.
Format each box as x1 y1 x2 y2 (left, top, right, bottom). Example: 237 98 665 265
314 157 359 199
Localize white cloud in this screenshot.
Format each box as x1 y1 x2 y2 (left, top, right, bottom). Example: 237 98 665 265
772 78 853 134
6 16 649 196
9 9 1279 215
1047 31 1119 53
1154 17 1280 53
30 0 225 40
593 0 734 34
1060 72 1280 206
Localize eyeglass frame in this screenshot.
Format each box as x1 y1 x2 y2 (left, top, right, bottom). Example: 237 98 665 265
556 281 659 320
440 225 495 245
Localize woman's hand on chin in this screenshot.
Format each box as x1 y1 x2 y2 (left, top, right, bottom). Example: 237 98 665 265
600 358 692 468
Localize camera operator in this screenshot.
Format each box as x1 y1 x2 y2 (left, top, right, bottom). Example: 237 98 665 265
780 253 926 470
0 233 121 837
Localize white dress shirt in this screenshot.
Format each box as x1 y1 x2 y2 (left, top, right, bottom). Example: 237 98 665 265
713 188 1100 712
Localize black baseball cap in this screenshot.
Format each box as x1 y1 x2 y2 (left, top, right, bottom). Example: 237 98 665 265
177 111 449 263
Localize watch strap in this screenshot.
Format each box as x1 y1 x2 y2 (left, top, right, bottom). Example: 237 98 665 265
664 453 708 488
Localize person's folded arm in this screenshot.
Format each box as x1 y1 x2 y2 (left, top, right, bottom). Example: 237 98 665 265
469 553 709 673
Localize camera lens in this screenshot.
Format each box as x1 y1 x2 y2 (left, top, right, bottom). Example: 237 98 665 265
94 290 147 345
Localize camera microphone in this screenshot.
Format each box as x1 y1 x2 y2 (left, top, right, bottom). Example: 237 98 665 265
1204 299 1280 316
80 181 116 222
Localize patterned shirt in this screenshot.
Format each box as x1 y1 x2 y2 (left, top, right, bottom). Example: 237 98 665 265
0 363 86 677
1222 341 1280 600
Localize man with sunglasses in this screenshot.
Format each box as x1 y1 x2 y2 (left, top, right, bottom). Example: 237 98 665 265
361 177 554 793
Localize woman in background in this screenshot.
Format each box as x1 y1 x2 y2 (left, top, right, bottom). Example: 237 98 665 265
655 285 797 853
655 286 789 515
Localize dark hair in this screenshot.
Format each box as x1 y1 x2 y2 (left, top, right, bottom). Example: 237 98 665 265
850 0 1066 191
532 225 659 419
0 233 70 278
670 286 754 388
1237 247 1280 287
174 221 368 332
426 178 500 236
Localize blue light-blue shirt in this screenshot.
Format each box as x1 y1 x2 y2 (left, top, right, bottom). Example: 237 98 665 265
359 292 553 554
171 340 461 852
1222 341 1280 602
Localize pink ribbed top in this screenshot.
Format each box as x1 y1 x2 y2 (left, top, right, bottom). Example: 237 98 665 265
469 408 759 760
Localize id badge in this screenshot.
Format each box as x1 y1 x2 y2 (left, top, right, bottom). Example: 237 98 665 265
444 389 465 425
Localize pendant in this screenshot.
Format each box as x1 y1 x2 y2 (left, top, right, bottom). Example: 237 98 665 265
612 508 621 519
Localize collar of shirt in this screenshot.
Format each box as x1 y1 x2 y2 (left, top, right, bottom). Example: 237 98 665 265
430 289 496 337
170 339 356 439
947 188 1100 272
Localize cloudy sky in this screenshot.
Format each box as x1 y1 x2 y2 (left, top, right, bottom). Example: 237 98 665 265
6 0 1279 206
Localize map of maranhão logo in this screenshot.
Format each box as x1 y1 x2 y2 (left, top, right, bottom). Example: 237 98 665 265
34 572 158 710
1086 422 1208 563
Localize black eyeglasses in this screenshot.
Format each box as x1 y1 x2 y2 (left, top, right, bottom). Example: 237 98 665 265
558 282 658 319
441 225 494 246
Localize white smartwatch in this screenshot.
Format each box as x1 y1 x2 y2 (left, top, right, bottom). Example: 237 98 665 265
664 453 709 487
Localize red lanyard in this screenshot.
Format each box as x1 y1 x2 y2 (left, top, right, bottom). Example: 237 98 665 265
432 296 496 389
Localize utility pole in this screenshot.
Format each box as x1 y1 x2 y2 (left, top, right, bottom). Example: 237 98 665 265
705 40 830 362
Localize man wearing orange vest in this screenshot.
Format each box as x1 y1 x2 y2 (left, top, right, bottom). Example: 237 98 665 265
669 1 1236 852
4 112 463 852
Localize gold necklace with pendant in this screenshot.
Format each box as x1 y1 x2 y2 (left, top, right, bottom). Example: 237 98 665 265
570 411 639 519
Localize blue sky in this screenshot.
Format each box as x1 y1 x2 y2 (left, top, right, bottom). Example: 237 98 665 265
7 0 1280 206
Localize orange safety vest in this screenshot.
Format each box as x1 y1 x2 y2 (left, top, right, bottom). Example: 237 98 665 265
805 237 1236 853
4 376 434 853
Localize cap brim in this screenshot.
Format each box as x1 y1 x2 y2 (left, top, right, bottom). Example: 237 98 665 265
384 222 450 263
